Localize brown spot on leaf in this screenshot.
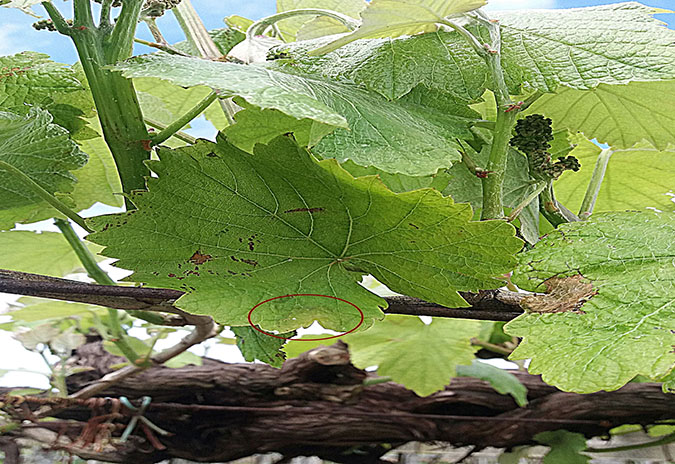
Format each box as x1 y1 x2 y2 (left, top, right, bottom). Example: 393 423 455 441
168 273 176 278
207 152 219 158
240 258 258 267
409 223 419 229
521 274 596 314
189 250 212 265
283 207 325 214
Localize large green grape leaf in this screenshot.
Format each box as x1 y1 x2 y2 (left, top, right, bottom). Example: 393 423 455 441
527 80 675 151
495 3 675 93
0 108 87 210
88 136 521 332
506 211 675 393
0 231 103 277
277 0 365 42
296 3 675 102
172 28 245 56
310 0 486 55
114 53 476 175
344 315 480 396
554 136 675 214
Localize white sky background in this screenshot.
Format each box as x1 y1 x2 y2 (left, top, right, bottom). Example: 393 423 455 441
0 0 672 389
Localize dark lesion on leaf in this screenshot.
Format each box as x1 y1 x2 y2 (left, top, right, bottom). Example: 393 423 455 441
521 274 597 314
189 250 213 265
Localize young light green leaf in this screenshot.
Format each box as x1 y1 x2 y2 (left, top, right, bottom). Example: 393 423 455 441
0 108 87 210
15 323 62 351
0 231 103 277
171 27 245 55
535 430 589 464
88 136 521 333
344 315 480 396
554 137 675 214
277 0 365 42
456 360 528 407
115 54 476 176
506 211 675 393
49 327 86 356
526 80 675 150
231 326 294 367
662 369 675 394
164 351 203 368
310 0 486 55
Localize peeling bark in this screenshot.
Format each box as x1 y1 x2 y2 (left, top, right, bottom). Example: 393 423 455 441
3 341 672 463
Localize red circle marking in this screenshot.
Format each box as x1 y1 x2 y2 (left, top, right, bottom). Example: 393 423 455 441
247 294 364 341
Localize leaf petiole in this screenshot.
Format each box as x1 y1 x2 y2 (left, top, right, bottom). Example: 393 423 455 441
579 148 613 220
0 160 92 233
150 91 218 146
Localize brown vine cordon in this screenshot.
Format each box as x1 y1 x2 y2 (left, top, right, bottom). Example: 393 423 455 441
1 341 673 463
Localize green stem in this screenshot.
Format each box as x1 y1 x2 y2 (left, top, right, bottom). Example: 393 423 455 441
0 160 92 233
519 90 544 112
72 0 95 29
586 431 675 453
41 2 72 35
53 218 141 362
151 91 218 145
144 117 197 144
143 17 166 44
579 148 612 220
54 218 114 285
508 181 547 222
539 183 578 226
439 18 488 58
99 0 114 30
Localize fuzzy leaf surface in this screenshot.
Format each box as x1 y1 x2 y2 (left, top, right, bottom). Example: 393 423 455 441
506 211 675 393
345 315 480 396
526 80 675 150
554 137 675 214
88 136 520 332
0 108 87 210
115 53 475 175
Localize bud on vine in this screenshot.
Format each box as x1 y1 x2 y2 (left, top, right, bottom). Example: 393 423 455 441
32 18 73 31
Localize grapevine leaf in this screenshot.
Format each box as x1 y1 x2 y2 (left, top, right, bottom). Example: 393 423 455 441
310 0 487 55
0 52 95 139
345 315 480 396
88 136 521 332
0 231 103 277
339 161 452 194
534 430 590 464
456 360 528 407
0 108 87 210
662 369 675 394
526 80 675 150
115 53 476 175
276 0 365 42
506 211 675 393
292 4 675 103
0 297 103 331
223 102 336 152
496 3 675 92
554 137 675 214
231 326 294 367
